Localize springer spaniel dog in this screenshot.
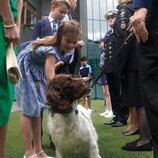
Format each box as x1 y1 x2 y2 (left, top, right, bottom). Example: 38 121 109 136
46 74 101 158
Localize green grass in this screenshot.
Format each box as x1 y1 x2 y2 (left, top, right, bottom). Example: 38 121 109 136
6 100 152 158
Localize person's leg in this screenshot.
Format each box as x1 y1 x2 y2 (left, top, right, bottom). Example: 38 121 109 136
104 85 112 112
87 96 91 109
152 139 158 158
40 110 43 141
100 85 108 116
141 80 158 153
106 73 119 119
0 23 15 158
101 85 106 111
123 107 139 133
111 75 128 127
100 74 108 114
81 97 86 107
103 84 113 118
0 124 7 158
32 117 49 157
105 73 120 125
137 107 151 145
32 117 42 153
20 114 36 157
122 107 152 151
139 24 158 155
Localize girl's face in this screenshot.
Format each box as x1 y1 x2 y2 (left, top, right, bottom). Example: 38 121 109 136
52 5 69 20
60 33 80 52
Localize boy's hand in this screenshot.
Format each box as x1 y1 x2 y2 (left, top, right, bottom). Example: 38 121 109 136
76 40 84 48
55 61 64 69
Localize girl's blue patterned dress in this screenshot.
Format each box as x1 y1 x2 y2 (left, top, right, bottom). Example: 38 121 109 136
15 44 74 117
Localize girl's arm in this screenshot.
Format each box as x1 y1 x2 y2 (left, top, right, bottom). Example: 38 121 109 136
45 55 56 82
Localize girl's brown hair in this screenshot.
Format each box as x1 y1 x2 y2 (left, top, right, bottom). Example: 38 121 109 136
32 20 82 48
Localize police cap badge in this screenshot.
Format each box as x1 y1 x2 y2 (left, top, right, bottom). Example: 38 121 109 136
104 10 118 20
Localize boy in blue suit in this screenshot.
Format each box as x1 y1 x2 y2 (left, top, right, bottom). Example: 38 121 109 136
33 0 71 40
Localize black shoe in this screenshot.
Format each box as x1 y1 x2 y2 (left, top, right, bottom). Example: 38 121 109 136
105 119 116 125
125 139 139 147
112 121 127 127
122 142 152 151
122 128 139 136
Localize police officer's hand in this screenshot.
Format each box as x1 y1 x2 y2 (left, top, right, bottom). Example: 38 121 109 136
130 8 148 43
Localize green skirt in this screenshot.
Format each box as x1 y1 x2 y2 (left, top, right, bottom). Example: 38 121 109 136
0 20 15 126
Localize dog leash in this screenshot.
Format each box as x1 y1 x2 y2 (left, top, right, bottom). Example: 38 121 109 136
91 25 134 88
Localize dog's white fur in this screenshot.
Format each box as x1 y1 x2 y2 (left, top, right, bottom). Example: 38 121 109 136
47 102 101 158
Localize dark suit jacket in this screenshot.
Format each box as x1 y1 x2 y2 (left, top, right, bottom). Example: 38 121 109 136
32 18 53 40
114 3 138 75
133 0 155 11
133 0 149 8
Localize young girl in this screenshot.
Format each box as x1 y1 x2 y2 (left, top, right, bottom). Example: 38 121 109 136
15 20 82 158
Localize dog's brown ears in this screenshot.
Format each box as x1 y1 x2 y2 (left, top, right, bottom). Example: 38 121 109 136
46 81 72 113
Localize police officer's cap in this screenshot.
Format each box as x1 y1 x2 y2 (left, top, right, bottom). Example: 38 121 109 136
104 10 118 20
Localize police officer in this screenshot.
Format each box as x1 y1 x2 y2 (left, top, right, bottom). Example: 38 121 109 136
103 10 129 127
131 0 158 157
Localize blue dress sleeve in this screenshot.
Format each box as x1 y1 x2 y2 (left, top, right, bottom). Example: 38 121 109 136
34 46 57 57
31 46 57 66
33 46 75 65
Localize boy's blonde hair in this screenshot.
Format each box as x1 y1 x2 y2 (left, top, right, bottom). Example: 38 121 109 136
32 20 81 48
117 0 132 5
51 0 71 9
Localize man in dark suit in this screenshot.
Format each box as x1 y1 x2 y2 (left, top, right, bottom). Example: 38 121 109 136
131 0 158 157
